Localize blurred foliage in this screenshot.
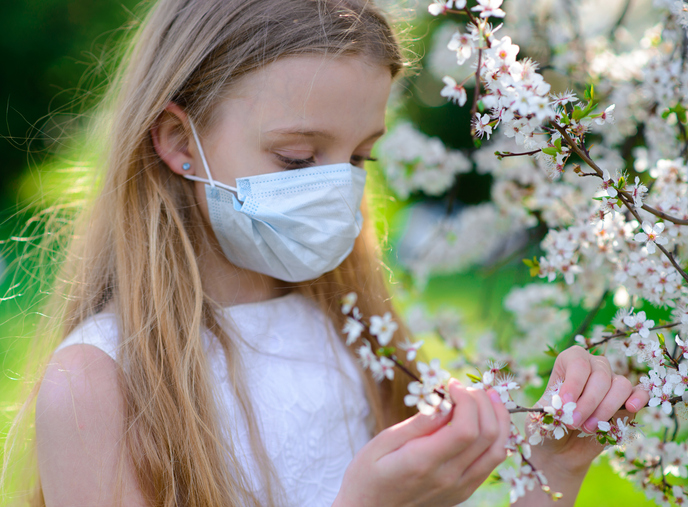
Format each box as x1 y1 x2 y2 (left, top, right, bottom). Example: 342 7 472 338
0 0 140 210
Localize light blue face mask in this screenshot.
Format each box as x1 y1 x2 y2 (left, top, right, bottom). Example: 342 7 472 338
184 119 367 282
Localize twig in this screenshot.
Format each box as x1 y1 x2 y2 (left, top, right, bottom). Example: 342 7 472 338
565 290 609 348
495 149 542 159
471 48 483 118
585 322 680 349
509 406 546 414
634 201 688 226
551 123 688 280
617 193 688 282
609 0 633 40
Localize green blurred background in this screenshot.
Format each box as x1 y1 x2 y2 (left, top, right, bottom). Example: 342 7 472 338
0 1 659 505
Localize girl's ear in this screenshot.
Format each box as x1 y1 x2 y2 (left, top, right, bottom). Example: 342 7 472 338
150 102 195 176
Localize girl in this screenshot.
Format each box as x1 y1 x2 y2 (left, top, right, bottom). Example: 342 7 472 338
7 0 649 506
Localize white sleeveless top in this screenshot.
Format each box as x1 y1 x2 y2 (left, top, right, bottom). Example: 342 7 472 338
54 292 373 506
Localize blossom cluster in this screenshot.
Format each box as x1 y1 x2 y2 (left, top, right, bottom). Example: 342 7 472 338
369 0 688 503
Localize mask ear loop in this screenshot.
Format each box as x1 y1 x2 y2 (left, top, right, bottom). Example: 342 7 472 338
184 117 239 194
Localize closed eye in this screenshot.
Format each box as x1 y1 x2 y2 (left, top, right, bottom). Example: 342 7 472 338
275 154 315 170
275 154 378 170
351 155 378 166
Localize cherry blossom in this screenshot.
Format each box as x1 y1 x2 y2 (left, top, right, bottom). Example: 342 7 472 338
399 338 424 361
623 310 655 339
474 113 493 139
634 221 668 254
543 394 576 439
370 356 396 382
342 317 364 346
471 0 506 18
417 358 451 387
447 30 474 65
369 312 398 346
440 76 467 105
341 292 357 314
594 104 616 125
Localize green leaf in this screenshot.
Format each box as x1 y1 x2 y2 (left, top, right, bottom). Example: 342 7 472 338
522 257 540 277
542 147 559 156
376 346 396 357
554 137 562 150
467 372 483 383
572 106 585 121
474 138 483 148
522 257 537 268
544 344 559 357
658 333 665 348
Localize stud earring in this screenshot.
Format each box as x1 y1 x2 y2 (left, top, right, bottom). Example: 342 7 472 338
182 162 191 171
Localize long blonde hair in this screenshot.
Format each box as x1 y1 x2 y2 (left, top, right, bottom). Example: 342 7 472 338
3 1 417 505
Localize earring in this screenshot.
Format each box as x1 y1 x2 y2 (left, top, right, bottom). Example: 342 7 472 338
182 162 191 171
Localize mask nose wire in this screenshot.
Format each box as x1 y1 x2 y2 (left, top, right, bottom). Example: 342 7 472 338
184 117 239 194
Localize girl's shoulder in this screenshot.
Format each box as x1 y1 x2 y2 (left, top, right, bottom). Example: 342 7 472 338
38 316 148 505
53 311 120 362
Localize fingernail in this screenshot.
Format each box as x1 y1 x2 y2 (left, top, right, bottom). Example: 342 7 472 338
489 391 501 404
562 393 574 404
572 411 582 427
627 399 638 412
583 417 598 433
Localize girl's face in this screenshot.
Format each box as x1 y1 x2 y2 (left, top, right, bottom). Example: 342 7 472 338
152 54 393 301
155 55 392 226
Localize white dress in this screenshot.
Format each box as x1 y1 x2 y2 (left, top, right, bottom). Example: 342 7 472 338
54 292 373 506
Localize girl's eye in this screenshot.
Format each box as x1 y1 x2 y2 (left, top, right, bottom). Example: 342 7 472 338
275 154 315 170
351 155 378 166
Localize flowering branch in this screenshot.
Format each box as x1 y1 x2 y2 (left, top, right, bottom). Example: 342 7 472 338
585 322 680 349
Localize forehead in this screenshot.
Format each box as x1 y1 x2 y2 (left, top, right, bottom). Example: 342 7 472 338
210 55 392 140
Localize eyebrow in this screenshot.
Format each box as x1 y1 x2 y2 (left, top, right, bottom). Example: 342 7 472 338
264 127 387 142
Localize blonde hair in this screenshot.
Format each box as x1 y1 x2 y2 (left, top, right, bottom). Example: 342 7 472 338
3 1 417 505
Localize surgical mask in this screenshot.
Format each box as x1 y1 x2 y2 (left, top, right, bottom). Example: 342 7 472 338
183 119 367 282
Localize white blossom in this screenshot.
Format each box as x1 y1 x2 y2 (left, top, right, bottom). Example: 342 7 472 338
634 221 668 254
369 312 398 346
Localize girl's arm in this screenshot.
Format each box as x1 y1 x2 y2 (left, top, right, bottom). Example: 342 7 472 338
36 344 149 507
513 346 651 507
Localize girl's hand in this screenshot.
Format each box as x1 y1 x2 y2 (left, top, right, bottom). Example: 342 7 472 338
515 345 651 506
333 379 510 507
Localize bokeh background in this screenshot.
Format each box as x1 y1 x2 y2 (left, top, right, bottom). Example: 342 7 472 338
0 1 659 505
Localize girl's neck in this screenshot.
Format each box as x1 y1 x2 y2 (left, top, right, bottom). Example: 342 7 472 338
199 229 292 307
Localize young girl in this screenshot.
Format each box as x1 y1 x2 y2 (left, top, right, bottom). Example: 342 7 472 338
9 0 649 506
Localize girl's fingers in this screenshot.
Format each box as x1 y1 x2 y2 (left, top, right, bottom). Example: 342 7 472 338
551 347 592 406
566 355 613 428
625 385 651 413
456 392 510 484
581 374 633 433
420 382 490 463
371 407 453 459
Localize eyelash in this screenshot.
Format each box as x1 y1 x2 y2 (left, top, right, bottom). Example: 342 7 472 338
276 154 378 169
